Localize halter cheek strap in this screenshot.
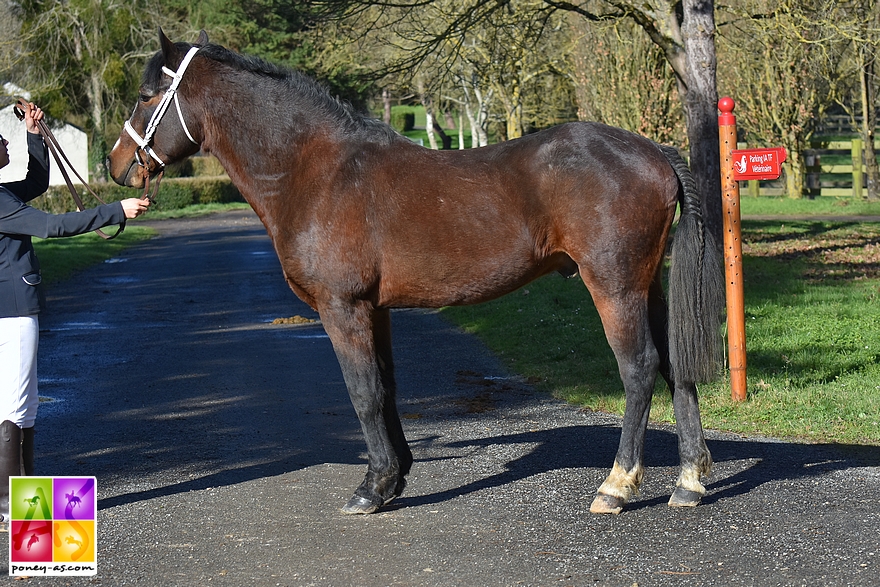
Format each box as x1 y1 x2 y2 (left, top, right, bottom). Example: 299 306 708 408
124 46 200 168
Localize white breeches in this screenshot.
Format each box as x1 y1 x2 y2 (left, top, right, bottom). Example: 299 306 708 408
0 316 39 427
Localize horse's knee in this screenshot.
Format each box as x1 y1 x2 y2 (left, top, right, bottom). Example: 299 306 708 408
590 460 644 515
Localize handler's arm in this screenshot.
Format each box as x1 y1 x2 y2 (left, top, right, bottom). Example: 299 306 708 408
1 133 50 204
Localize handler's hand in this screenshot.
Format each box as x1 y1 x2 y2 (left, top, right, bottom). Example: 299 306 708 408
23 103 44 135
120 197 152 219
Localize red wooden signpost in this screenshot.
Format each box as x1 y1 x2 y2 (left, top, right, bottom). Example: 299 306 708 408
717 97 786 402
731 147 787 181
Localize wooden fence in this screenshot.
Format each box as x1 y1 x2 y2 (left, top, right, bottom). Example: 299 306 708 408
741 138 876 198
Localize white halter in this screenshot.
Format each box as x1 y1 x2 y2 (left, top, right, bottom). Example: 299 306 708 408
124 46 200 168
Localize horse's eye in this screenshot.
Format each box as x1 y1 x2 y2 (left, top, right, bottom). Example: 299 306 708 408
139 94 151 103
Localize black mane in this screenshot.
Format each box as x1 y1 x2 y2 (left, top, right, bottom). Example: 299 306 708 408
143 42 398 144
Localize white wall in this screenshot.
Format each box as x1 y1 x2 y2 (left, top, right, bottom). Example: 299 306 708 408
0 104 90 186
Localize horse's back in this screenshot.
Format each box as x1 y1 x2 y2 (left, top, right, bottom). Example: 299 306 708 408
339 122 681 308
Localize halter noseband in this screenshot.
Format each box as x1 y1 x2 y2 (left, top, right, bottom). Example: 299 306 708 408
124 46 200 168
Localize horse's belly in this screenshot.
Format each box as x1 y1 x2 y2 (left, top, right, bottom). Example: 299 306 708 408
377 250 569 308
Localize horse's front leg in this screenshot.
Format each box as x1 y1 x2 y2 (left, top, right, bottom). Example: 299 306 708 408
320 301 411 514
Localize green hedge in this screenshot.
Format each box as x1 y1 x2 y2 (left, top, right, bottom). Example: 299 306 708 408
164 156 227 178
31 175 244 214
391 111 415 132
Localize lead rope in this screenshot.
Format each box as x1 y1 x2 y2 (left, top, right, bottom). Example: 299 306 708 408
14 98 125 240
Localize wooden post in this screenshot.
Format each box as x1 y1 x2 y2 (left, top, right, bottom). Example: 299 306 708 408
718 97 747 402
852 138 863 199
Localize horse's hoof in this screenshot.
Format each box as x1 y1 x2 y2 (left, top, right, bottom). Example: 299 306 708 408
341 495 381 515
589 493 625 515
668 487 704 508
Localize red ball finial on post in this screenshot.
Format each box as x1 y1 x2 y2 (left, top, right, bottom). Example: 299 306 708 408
718 96 736 126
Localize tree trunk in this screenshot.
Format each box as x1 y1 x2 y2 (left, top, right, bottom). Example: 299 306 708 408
418 79 439 150
505 104 523 140
463 99 480 148
682 0 721 246
458 111 466 149
382 88 392 126
474 86 491 147
860 46 880 201
433 119 453 149
425 107 439 149
502 84 524 140
783 148 805 199
88 70 106 181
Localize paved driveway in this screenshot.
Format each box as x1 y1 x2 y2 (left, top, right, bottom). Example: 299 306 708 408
4 209 878 586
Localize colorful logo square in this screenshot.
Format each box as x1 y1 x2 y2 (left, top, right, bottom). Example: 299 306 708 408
8 477 97 576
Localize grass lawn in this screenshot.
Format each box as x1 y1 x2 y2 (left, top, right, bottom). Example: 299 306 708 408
741 195 880 217
33 226 157 285
443 218 880 445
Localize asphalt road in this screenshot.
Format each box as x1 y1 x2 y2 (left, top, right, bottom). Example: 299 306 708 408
3 209 879 586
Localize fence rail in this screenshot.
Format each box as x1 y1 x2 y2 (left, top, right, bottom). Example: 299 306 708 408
743 138 878 198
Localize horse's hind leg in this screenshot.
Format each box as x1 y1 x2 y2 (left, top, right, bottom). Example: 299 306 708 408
319 302 411 514
667 381 712 506
649 281 712 507
588 291 659 515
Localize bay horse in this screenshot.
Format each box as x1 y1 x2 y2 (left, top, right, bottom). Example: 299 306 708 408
108 30 724 516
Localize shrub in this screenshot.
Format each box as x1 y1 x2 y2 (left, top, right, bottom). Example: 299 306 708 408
190 156 226 177
31 176 243 214
391 111 416 132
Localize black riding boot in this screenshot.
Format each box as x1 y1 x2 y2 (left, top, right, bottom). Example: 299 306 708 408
21 427 34 476
0 420 23 523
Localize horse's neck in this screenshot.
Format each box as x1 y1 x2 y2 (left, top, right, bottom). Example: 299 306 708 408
204 100 329 189
199 95 344 214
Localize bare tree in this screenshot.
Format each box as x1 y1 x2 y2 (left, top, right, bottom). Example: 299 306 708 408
719 0 846 198
336 0 724 241
0 1 23 81
567 15 686 145
824 0 880 200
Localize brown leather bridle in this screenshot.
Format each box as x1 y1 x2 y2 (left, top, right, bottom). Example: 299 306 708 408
14 98 126 240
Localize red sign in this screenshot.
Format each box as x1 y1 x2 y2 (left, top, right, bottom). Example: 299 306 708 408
731 147 787 181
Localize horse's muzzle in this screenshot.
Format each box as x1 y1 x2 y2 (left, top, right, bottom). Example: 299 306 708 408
109 156 155 189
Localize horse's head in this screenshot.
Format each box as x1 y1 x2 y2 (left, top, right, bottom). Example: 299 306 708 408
108 29 208 188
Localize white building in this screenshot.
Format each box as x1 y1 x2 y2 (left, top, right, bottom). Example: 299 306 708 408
0 84 89 186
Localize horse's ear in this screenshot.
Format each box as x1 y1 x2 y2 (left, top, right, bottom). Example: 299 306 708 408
195 30 209 46
158 27 180 65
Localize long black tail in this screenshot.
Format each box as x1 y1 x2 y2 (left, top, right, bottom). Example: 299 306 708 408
659 145 724 383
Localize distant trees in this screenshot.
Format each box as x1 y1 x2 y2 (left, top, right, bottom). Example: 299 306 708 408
818 0 880 200
8 0 161 179
718 0 841 198
314 0 576 144
567 15 686 145
716 0 880 198
0 3 23 80
4 0 880 199
322 0 724 237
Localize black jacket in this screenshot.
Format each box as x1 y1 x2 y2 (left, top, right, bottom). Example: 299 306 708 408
0 133 126 317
